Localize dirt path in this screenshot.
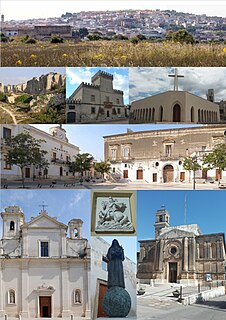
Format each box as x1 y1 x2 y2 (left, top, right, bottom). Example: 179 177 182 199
0 104 17 124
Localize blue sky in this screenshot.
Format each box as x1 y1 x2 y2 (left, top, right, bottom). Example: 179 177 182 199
0 190 91 239
0 68 65 85
102 236 136 263
129 67 226 103
2 1 226 20
32 124 200 161
137 190 226 250
66 67 129 104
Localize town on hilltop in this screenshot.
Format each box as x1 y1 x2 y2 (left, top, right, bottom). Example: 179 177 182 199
1 9 226 42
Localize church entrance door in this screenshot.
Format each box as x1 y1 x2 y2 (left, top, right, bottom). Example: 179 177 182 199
25 168 30 178
39 296 51 318
97 283 108 317
173 104 181 122
169 262 177 283
163 165 174 182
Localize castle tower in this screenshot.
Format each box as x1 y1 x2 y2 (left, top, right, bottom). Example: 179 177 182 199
91 71 114 92
1 206 25 240
68 219 83 239
1 14 4 24
154 206 170 239
207 89 214 102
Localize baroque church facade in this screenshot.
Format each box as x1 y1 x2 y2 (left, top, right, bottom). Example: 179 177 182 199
66 70 128 123
0 206 90 319
137 207 226 285
104 124 226 184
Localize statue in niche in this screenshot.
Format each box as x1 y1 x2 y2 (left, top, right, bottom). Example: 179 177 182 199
106 239 125 289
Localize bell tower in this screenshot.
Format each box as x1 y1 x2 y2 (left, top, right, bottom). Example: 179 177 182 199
1 206 25 240
68 219 83 239
154 206 170 239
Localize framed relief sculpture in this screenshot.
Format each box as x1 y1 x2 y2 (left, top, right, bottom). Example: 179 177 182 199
91 191 136 235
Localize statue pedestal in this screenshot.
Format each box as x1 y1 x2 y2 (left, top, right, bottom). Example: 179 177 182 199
103 286 131 317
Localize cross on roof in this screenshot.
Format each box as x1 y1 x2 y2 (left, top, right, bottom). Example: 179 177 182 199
168 68 184 91
39 202 48 211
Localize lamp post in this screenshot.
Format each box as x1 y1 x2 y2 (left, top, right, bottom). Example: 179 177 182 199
192 155 197 190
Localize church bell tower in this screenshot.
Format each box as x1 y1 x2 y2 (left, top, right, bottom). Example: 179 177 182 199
154 206 170 239
1 206 25 240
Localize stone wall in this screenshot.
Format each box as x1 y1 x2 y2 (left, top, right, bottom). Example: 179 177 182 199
0 73 65 95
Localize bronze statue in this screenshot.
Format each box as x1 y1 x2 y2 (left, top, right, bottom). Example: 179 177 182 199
106 239 125 288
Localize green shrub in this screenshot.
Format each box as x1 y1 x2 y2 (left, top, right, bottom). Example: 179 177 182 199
15 95 33 104
0 92 7 101
25 38 36 44
51 37 64 43
130 37 139 45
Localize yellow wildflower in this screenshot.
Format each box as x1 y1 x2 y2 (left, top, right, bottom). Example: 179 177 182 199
93 54 104 60
223 48 226 53
121 55 128 59
62 53 68 57
16 60 22 65
30 54 37 59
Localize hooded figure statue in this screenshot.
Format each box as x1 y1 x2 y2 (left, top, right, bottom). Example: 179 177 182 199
106 239 125 289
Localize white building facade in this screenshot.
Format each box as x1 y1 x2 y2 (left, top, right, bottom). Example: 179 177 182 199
0 205 90 320
0 125 80 180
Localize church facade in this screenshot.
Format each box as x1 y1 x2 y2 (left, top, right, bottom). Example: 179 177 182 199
66 70 128 123
0 124 80 181
130 90 220 124
137 207 226 285
0 205 90 319
104 125 226 184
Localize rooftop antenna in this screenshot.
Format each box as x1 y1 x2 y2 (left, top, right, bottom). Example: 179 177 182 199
168 68 184 91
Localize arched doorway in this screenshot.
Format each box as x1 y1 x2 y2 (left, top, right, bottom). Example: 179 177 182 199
163 165 174 182
173 104 181 122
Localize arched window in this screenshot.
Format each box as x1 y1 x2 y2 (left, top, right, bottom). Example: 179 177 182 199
10 221 15 231
9 289 15 304
74 289 81 304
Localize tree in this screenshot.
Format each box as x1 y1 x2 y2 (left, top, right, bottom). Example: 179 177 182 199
94 161 111 180
172 29 195 44
79 28 89 39
202 143 226 181
69 153 94 179
4 132 48 188
183 156 201 189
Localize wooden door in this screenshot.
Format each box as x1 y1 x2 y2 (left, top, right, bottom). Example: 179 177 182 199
163 165 174 183
202 170 208 180
180 172 185 181
97 283 108 317
153 173 157 182
173 104 181 122
25 167 30 178
136 169 143 180
169 262 177 283
123 170 128 178
39 296 51 318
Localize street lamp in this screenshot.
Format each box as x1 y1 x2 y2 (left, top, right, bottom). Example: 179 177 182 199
192 155 197 190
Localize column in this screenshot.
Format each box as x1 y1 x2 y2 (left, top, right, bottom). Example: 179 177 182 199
83 260 91 318
0 261 4 316
183 237 188 272
192 237 196 272
61 261 70 317
20 260 29 318
61 230 67 258
158 240 163 271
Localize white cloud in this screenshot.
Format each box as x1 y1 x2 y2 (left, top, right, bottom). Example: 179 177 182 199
129 67 226 103
67 68 93 86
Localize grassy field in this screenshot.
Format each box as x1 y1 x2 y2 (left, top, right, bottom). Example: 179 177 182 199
1 41 226 67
